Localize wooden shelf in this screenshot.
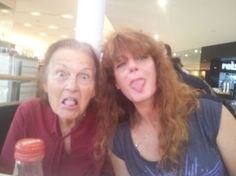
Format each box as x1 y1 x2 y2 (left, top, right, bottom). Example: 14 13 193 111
0 101 20 107
0 74 37 82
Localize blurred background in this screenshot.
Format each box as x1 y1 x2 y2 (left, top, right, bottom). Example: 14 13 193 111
1 0 236 104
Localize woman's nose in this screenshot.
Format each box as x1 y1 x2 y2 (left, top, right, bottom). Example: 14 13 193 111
128 60 138 72
65 76 78 92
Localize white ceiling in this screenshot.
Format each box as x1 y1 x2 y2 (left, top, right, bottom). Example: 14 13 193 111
106 0 236 52
1 0 236 69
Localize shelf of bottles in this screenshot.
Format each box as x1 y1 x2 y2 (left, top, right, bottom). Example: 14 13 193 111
0 40 39 104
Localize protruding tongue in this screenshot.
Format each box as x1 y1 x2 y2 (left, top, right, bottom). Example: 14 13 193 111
130 79 145 92
63 98 77 106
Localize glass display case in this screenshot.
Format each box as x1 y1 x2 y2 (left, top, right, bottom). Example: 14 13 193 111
0 41 39 104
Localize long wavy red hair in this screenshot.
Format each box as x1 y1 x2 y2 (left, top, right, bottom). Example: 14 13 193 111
95 29 198 171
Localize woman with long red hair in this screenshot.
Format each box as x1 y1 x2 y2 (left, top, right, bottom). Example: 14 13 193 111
96 29 236 175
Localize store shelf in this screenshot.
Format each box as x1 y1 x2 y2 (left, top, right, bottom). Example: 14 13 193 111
0 100 20 107
0 41 39 104
0 74 36 82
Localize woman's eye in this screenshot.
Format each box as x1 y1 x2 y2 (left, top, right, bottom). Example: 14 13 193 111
56 71 66 77
116 63 124 68
81 74 89 79
137 55 149 60
78 73 91 81
115 62 126 69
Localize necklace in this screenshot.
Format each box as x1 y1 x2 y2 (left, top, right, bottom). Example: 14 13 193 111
132 123 160 151
133 128 162 162
132 111 160 150
133 129 153 150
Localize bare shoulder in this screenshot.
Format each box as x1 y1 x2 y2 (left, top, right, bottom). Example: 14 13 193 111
108 150 130 176
216 105 236 175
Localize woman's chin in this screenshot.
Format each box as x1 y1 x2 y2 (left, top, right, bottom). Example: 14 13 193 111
58 111 81 122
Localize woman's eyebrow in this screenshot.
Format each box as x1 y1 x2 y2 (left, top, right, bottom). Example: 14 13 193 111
53 63 67 68
114 55 127 62
80 67 94 72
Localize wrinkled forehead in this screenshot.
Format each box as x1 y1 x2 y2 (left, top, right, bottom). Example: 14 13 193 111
55 46 94 60
48 47 96 71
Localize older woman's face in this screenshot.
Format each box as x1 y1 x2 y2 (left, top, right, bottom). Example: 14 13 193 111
43 48 95 121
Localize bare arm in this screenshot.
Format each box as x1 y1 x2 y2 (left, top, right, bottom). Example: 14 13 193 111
216 105 236 175
109 149 130 176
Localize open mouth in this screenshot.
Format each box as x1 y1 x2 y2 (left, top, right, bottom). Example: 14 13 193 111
130 78 145 93
62 97 78 107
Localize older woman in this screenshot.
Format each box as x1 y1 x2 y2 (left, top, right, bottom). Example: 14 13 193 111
0 39 112 176
96 29 236 175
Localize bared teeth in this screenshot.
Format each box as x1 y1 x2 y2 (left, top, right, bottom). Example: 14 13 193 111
62 98 78 106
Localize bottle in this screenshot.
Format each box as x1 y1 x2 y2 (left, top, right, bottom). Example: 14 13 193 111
13 138 45 176
226 81 230 94
233 84 236 99
222 80 229 93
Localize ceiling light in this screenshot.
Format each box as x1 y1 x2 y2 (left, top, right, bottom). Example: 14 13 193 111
158 0 167 9
31 12 41 16
154 34 159 40
61 35 68 38
40 32 47 36
194 49 198 53
48 25 58 29
24 23 32 27
173 53 177 56
61 14 74 19
1 9 10 14
184 54 188 57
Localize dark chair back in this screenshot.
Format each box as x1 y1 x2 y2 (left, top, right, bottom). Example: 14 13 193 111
0 103 19 152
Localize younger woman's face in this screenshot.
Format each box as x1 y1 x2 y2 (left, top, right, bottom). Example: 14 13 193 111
113 52 157 105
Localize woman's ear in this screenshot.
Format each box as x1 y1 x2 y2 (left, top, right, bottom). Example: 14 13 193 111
43 81 48 93
92 88 95 98
40 67 48 93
